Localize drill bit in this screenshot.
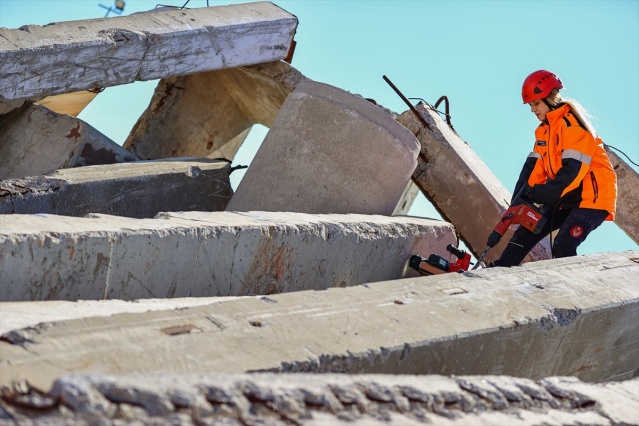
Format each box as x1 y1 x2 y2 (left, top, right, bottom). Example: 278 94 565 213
471 246 491 270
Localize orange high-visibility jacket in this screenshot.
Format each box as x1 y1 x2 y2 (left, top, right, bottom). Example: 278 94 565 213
514 104 617 220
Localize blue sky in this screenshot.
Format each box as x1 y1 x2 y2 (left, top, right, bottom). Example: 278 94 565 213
1 0 637 256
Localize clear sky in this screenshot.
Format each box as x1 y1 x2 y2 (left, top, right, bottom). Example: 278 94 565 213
1 0 637 256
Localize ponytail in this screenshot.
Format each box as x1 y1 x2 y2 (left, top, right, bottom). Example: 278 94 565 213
545 89 598 138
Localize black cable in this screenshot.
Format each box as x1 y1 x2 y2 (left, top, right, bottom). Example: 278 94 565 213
433 95 457 135
605 144 639 167
408 96 457 134
408 97 450 119
229 164 248 174
155 0 190 9
548 202 561 259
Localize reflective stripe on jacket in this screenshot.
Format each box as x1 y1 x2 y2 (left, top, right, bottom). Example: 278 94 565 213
523 104 617 220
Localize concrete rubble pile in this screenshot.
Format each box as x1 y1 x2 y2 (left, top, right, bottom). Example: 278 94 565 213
2 373 638 425
0 2 637 424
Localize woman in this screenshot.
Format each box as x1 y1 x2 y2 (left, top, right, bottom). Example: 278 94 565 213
492 70 617 267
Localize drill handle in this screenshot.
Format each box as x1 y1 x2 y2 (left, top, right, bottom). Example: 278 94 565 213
486 230 503 248
487 205 518 248
494 206 517 236
446 244 467 259
511 184 535 207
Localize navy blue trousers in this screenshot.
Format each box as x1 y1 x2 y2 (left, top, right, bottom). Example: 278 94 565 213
493 207 609 267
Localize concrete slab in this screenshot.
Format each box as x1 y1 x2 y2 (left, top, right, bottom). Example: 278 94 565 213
396 103 552 264
606 147 639 245
0 297 243 336
0 103 138 179
0 211 456 302
1 373 637 425
0 2 298 102
124 61 307 160
1 251 636 391
0 99 24 116
0 159 232 218
227 80 420 215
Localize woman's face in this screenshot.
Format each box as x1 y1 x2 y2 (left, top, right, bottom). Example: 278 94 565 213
529 99 550 122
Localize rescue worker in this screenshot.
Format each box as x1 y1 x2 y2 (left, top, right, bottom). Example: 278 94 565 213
491 70 617 266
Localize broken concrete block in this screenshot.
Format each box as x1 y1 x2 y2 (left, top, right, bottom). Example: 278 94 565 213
0 211 456 302
0 250 636 391
396 104 552 264
0 99 26 116
221 62 309 128
0 159 232 218
0 2 298 102
227 80 420 215
606 147 639 245
124 72 250 160
2 373 637 425
0 103 138 179
124 61 308 160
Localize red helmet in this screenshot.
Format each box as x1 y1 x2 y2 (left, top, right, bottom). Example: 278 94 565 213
521 70 563 104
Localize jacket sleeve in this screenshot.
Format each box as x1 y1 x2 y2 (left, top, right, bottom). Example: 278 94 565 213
512 155 538 204
529 158 582 204
529 126 595 205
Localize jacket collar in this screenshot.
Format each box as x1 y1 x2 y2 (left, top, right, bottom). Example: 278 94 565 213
545 104 570 125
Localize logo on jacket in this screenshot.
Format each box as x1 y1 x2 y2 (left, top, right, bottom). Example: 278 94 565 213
536 140 546 146
570 226 584 238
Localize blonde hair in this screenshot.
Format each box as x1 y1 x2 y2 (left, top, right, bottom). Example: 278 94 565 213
546 89 598 138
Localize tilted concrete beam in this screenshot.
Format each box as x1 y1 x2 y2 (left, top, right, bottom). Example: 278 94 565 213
228 62 309 127
227 80 420 215
606 147 639 245
396 104 552 264
1 251 636 390
124 61 308 160
0 103 138 179
0 2 298 103
2 373 637 425
0 212 455 302
0 159 232 218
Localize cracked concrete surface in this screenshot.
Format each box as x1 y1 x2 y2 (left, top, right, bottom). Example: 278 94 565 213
1 373 637 425
1 3 637 424
0 212 456 301
1 251 637 391
0 158 232 217
0 103 139 179
0 2 297 102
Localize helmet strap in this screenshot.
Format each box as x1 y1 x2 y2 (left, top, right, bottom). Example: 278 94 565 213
542 98 556 110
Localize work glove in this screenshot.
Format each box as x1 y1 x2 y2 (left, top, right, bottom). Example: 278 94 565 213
511 184 534 206
486 230 502 248
527 183 557 205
